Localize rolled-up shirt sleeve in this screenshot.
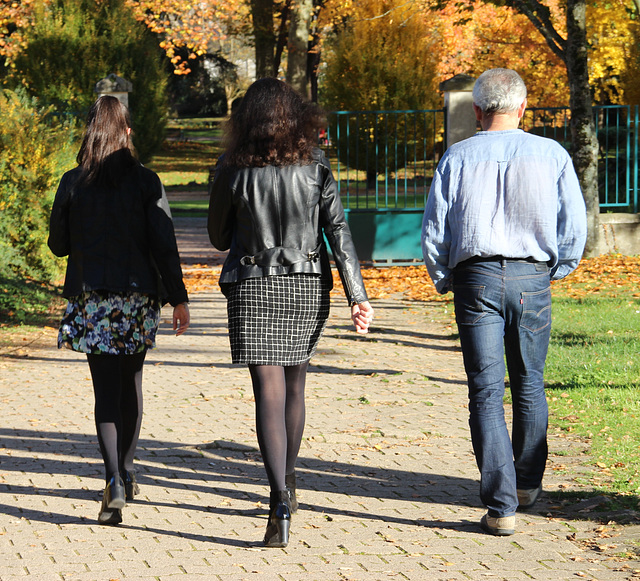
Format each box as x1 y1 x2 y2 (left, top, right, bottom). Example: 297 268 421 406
552 159 587 280
421 165 453 294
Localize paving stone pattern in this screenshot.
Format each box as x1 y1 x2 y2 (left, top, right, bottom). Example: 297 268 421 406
0 218 638 581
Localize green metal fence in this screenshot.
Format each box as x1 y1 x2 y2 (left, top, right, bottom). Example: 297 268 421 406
323 109 445 263
324 105 639 263
324 109 446 210
523 105 639 213
327 105 639 213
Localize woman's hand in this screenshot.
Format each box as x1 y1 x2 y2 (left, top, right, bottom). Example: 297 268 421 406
351 301 374 334
173 303 190 336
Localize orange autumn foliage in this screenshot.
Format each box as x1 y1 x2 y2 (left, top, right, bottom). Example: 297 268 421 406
431 0 568 107
183 255 640 302
125 0 247 74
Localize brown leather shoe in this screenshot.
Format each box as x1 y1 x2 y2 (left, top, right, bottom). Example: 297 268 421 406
517 485 542 510
480 513 515 536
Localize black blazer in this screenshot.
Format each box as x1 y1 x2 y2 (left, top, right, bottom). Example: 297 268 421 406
207 148 368 305
48 164 188 307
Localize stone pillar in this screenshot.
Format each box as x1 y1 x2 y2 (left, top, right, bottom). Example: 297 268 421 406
439 73 477 149
94 73 133 108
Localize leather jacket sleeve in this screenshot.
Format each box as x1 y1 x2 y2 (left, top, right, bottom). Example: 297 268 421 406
316 153 368 305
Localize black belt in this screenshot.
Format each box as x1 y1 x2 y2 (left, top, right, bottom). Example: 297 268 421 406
457 255 546 267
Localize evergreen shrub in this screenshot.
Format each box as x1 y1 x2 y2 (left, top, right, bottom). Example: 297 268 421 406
7 0 168 162
0 88 78 282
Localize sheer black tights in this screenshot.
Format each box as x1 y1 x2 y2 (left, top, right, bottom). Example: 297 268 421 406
87 352 146 482
249 362 308 492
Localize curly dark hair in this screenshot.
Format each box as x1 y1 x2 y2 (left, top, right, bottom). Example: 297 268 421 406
222 78 325 168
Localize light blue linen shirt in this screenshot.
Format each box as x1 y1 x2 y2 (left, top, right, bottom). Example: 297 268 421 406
421 129 587 293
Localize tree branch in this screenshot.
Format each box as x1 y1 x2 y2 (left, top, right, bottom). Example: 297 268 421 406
508 0 567 62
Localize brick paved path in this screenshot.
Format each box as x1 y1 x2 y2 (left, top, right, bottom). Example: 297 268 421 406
1 218 638 580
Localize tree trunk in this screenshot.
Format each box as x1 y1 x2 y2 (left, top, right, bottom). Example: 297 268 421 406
251 0 276 79
308 1 322 103
308 36 320 103
273 0 292 76
566 0 600 255
286 0 313 98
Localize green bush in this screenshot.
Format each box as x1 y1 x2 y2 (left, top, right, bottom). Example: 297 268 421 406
6 0 168 163
0 88 78 282
321 0 440 181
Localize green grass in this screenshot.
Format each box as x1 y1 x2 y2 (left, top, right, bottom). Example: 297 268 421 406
170 199 209 217
545 295 640 500
146 138 222 188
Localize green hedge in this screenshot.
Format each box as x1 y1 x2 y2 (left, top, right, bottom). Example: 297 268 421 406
7 0 168 163
0 89 78 282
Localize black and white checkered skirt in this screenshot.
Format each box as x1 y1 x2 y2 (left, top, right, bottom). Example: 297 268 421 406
224 274 331 365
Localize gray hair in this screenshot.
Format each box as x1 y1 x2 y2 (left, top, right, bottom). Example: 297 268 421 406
472 68 527 114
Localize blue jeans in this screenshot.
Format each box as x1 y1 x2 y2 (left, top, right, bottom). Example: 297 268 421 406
453 259 551 517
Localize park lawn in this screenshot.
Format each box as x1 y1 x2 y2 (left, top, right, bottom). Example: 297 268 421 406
169 199 209 217
146 139 222 188
545 296 640 499
543 257 640 504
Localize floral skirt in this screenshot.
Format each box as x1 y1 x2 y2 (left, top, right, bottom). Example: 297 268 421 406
58 290 161 355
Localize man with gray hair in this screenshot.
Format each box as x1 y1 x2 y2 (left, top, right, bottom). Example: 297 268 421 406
421 68 587 535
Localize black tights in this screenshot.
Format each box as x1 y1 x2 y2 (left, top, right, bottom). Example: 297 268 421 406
249 362 308 492
87 351 146 482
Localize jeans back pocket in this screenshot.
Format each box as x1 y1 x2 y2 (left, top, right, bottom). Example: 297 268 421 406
521 287 552 333
453 284 486 325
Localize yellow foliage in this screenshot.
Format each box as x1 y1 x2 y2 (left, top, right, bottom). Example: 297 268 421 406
322 0 440 111
588 0 639 104
430 0 639 106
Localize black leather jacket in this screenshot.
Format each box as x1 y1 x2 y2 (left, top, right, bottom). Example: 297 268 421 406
207 148 368 305
48 164 188 307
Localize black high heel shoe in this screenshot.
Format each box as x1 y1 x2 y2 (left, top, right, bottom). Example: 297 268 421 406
98 475 126 525
263 490 291 547
122 470 139 501
285 471 298 514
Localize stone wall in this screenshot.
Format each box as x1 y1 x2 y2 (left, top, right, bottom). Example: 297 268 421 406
597 213 640 255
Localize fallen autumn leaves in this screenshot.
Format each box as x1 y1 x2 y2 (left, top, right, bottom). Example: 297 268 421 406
183 254 640 301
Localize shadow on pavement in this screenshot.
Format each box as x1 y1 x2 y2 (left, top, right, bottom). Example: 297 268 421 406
2 428 636 539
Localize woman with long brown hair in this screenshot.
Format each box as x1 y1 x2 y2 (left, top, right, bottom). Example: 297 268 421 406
49 96 190 525
208 78 373 547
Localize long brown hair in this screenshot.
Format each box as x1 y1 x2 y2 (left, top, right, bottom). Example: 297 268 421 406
222 78 324 168
76 95 138 186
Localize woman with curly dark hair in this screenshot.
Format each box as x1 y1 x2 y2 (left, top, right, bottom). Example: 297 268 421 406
208 78 373 547
49 96 190 525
